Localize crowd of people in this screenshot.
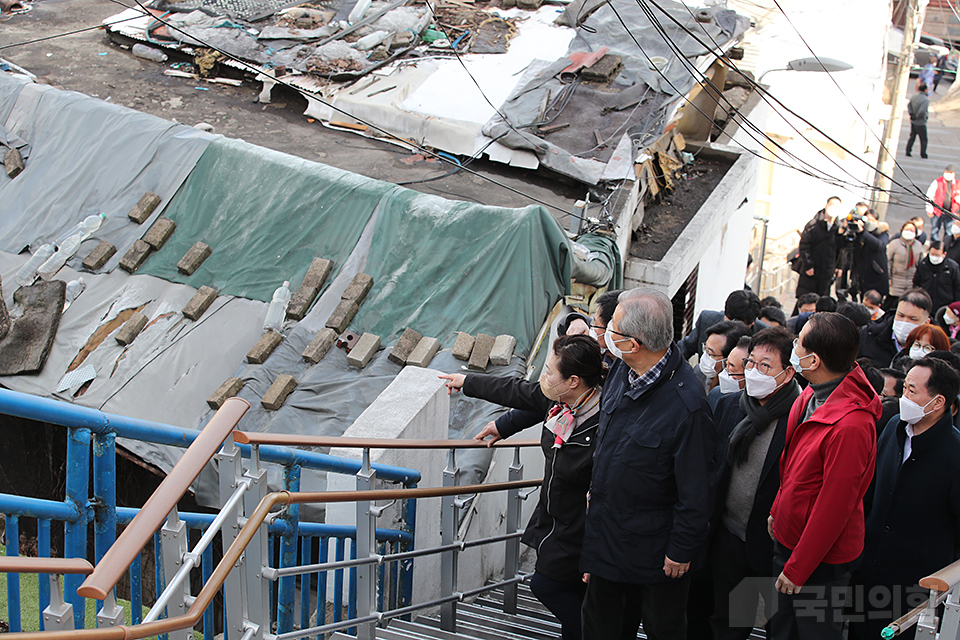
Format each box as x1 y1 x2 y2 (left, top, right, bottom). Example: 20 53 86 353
437 207 960 640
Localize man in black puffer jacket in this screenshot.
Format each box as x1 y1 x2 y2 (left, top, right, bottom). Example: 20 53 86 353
913 240 960 312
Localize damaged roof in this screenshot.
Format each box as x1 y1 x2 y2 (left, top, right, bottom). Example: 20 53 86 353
102 0 749 184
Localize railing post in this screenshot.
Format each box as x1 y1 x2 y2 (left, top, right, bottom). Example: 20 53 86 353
92 430 117 566
440 448 459 632
277 463 301 635
243 445 270 640
917 590 940 639
503 446 523 615
160 508 192 640
399 491 417 615
96 590 124 628
356 449 377 640
940 586 960 638
6 514 20 632
64 426 91 629
218 433 246 640
42 574 75 632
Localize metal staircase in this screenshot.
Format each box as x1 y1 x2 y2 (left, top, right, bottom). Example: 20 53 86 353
334 584 565 640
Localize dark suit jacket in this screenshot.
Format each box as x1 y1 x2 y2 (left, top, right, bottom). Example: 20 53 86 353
679 310 767 360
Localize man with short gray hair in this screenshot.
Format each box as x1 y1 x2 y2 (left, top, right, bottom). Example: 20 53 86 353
580 288 717 640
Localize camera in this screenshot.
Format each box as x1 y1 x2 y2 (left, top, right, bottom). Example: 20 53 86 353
843 213 864 241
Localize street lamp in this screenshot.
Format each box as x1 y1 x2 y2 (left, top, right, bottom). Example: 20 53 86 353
758 57 854 83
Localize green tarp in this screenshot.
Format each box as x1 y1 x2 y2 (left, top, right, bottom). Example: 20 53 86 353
139 137 388 301
140 137 571 354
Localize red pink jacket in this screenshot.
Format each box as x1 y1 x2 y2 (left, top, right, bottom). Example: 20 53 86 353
770 364 881 586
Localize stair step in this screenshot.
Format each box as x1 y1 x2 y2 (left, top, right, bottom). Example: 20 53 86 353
473 596 559 623
391 618 492 640
416 613 559 640
480 584 550 612
458 603 561 633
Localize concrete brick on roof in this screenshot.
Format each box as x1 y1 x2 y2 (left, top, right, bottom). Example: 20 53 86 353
127 192 161 224
119 239 152 273
82 241 116 271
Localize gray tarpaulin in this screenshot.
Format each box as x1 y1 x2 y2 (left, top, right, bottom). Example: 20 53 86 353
0 74 214 268
0 77 568 510
482 2 749 183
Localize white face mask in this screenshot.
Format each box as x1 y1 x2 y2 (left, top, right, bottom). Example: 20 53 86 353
893 320 920 345
744 366 788 399
699 353 721 378
718 369 742 393
790 345 815 374
931 254 946 265
952 223 960 236
909 344 928 360
902 230 917 242
865 220 878 232
606 335 631 360
588 327 606 354
946 310 958 325
899 394 940 425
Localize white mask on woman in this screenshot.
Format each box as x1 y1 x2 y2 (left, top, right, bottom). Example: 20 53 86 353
902 230 917 242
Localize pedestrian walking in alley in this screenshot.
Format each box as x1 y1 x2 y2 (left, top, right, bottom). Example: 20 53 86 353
920 56 937 95
934 53 949 93
925 165 960 240
906 84 929 159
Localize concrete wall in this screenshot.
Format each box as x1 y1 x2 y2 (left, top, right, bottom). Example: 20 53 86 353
693 197 758 317
623 144 759 299
325 366 542 608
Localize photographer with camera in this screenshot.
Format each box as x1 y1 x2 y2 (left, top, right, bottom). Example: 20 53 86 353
848 208 890 304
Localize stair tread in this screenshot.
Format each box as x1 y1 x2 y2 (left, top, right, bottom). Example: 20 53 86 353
416 613 558 640
472 597 558 623
457 603 561 632
477 592 550 613
392 618 497 640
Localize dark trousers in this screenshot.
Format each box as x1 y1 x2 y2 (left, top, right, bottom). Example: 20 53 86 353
530 571 587 640
710 525 775 640
906 123 928 157
582 572 691 640
768 542 851 640
932 213 950 241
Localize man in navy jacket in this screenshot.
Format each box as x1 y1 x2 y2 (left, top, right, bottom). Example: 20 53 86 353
850 357 960 640
580 288 716 640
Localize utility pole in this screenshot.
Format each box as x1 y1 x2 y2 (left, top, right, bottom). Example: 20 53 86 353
875 0 928 221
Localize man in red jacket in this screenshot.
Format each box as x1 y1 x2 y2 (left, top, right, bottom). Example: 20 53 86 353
767 312 881 640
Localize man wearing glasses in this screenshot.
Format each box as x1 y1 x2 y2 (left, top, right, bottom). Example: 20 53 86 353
768 313 881 640
580 288 715 640
709 327 801 639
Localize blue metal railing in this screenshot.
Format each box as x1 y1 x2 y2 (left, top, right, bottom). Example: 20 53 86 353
0 387 420 635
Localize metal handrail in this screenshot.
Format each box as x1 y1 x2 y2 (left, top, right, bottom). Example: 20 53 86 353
881 557 960 638
233 431 541 449
263 530 524 579
7 479 541 639
76 397 250 601
0 557 93 575
882 591 951 638
919 557 960 592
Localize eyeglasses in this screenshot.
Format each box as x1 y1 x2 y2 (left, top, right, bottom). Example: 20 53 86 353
701 343 726 361
743 358 782 376
607 328 638 341
589 323 607 334
912 343 936 355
